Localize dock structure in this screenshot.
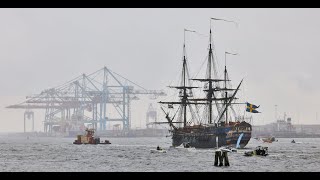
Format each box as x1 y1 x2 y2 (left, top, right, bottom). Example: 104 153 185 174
7 66 166 135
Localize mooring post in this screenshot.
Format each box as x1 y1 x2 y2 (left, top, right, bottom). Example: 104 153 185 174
222 151 230 166
214 150 223 166
218 151 223 166
214 150 219 166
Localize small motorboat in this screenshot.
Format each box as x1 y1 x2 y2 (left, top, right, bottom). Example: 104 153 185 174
151 146 167 153
183 142 190 148
262 136 275 143
150 149 167 153
102 140 111 144
291 140 302 144
168 146 196 152
255 146 268 156
183 142 196 151
219 146 237 153
244 150 254 156
244 146 268 156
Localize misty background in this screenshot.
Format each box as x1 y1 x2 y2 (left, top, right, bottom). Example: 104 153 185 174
0 8 319 132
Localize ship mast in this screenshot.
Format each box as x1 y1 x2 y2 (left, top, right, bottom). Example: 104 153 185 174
182 30 188 127
190 27 226 125
224 52 228 124
224 51 238 124
189 18 240 125
159 29 201 128
208 29 213 124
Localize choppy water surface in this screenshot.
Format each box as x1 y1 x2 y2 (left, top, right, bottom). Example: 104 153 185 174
0 135 319 172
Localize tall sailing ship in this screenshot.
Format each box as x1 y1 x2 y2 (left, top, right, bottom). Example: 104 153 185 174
158 22 253 149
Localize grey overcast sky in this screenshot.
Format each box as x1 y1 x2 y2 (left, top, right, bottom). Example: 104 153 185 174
0 8 320 132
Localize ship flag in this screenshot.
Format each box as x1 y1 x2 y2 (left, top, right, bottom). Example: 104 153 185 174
246 102 260 113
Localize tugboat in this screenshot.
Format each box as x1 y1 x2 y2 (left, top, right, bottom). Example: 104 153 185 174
73 128 111 145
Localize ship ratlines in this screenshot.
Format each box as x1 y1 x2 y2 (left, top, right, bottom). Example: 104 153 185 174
158 18 259 149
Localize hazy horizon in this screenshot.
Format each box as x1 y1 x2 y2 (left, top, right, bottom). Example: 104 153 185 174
1 8 320 132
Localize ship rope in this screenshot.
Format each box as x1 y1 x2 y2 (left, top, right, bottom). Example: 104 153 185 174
202 105 209 124
171 105 181 121
186 102 201 125
225 71 247 122
192 54 209 79
177 103 183 127
193 103 203 125
211 39 224 117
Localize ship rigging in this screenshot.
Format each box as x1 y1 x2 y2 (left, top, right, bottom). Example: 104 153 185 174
157 18 253 148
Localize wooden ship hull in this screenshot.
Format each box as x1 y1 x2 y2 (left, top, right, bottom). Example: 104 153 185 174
172 121 252 148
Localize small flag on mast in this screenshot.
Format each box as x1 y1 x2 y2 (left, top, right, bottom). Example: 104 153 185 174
246 102 260 113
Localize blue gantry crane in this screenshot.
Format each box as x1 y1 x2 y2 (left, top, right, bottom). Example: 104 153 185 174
7 66 166 135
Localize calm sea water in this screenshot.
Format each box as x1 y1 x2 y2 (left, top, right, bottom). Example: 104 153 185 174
0 135 319 172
